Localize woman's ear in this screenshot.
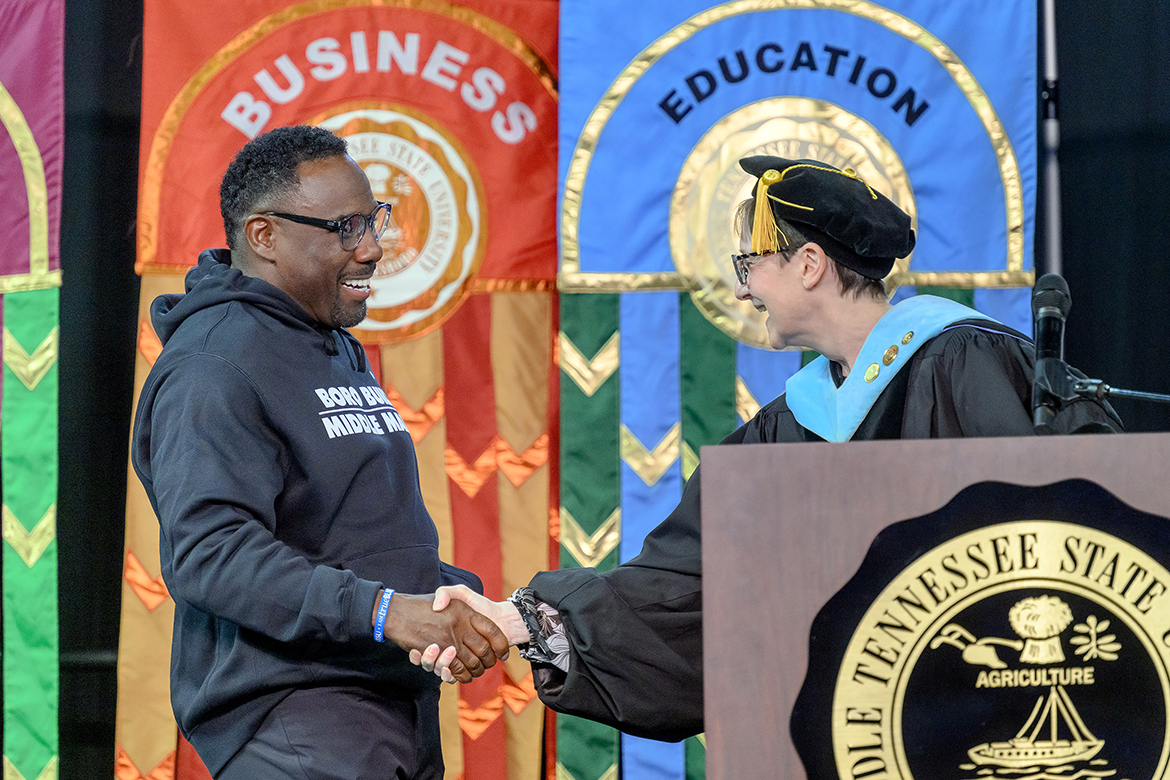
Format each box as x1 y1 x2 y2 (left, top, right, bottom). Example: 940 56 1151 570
799 242 831 290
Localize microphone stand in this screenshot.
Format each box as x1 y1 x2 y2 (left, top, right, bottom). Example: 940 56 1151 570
1033 356 1170 433
1072 379 1170 405
1041 0 1063 277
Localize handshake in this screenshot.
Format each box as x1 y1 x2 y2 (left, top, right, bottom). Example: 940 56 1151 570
378 585 530 684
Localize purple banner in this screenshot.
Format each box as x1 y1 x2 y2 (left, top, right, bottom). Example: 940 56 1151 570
0 0 64 280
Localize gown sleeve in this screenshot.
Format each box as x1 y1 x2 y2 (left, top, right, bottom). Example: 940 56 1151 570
527 476 705 741
525 414 795 739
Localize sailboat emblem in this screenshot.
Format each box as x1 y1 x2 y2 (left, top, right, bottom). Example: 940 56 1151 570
928 594 1122 772
966 685 1103 767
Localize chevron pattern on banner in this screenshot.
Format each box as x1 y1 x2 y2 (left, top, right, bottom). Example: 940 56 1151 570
618 292 687 777
457 672 540 740
559 332 619 397
559 507 620 569
446 443 500 500
446 434 550 498
497 434 552 487
443 295 511 780
117 274 186 780
557 292 621 780
458 696 505 742
3 287 61 780
500 672 540 715
735 377 761 424
619 423 680 487
681 442 699 481
2 327 57 391
114 745 174 780
383 384 445 444
137 319 162 366
2 756 58 780
123 550 171 612
556 764 618 780
1 504 55 568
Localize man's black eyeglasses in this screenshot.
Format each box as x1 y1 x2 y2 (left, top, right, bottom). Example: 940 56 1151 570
265 202 393 251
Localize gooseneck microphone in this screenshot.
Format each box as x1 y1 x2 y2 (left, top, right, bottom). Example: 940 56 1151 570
1031 273 1072 431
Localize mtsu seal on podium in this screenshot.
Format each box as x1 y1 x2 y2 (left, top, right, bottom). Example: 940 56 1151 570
792 481 1170 780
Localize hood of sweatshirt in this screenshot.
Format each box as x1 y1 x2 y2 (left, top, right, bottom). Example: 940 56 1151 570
152 248 363 369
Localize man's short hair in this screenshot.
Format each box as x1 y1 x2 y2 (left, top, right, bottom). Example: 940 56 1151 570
219 125 349 250
733 198 886 300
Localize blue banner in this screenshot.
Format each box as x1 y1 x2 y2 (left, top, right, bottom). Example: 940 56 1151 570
557 3 1037 778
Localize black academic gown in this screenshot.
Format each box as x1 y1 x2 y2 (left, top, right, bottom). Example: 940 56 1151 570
527 320 1121 741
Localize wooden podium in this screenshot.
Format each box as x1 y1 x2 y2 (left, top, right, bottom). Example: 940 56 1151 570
700 432 1170 780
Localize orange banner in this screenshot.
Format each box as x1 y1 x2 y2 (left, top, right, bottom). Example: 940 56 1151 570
123 1 558 778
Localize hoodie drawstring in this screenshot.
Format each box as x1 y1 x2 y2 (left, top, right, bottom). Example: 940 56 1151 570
323 330 367 374
351 336 367 373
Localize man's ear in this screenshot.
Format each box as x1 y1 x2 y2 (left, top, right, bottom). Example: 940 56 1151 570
799 242 831 290
243 215 278 261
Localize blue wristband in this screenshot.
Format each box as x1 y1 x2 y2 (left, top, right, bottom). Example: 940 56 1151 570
373 588 395 643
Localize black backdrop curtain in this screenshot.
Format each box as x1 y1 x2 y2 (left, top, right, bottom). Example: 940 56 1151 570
1054 3 1170 433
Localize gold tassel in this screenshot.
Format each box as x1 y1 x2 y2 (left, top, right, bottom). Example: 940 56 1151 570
751 169 785 254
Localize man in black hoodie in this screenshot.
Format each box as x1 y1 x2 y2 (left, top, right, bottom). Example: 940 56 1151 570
132 125 508 779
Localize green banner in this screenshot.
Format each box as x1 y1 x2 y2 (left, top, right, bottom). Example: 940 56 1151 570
557 292 621 780
3 287 60 780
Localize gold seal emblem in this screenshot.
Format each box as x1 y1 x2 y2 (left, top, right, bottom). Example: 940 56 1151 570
669 97 917 349
830 521 1170 780
313 104 487 343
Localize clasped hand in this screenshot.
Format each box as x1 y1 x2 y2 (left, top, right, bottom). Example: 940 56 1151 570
407 585 528 684
382 592 511 684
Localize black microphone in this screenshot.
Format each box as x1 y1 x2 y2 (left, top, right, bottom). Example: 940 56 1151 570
1031 273 1072 431
1032 273 1070 361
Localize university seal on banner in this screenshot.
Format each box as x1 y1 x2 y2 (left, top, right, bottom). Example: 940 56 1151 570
791 481 1170 780
314 106 486 342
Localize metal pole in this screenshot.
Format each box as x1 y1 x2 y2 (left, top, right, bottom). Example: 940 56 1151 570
1042 0 1062 276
